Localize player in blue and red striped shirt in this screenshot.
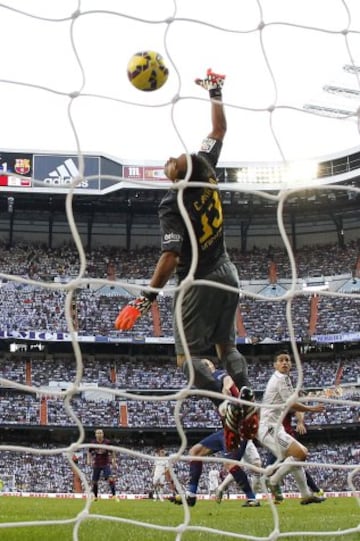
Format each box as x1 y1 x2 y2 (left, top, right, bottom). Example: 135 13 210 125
87 429 117 500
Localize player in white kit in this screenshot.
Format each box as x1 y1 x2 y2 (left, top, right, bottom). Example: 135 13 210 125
152 448 169 501
208 467 220 498
257 351 326 505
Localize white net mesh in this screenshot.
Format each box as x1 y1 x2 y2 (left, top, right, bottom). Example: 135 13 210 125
0 1 359 539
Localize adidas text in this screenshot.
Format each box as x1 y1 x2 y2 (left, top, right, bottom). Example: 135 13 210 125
44 158 89 187
43 177 88 187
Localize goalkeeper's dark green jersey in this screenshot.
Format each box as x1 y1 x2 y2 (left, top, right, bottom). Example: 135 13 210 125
158 137 229 280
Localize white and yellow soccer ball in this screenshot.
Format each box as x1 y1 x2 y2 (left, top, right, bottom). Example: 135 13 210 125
127 50 169 91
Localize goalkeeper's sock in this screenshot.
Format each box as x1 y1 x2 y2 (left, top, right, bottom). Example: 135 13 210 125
183 358 222 407
222 349 250 390
93 483 98 498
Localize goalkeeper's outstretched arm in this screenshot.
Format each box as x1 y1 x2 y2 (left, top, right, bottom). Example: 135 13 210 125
115 251 178 331
115 68 226 332
195 68 226 141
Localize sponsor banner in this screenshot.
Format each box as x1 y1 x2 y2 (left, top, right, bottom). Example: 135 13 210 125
0 176 32 187
0 152 33 176
123 166 144 179
144 166 167 180
2 491 359 500
1 492 155 500
133 335 145 343
0 329 358 344
33 155 100 190
312 332 360 343
0 330 94 342
95 335 110 343
124 165 167 181
0 152 33 187
103 336 134 343
146 337 174 344
99 157 123 189
8 176 32 187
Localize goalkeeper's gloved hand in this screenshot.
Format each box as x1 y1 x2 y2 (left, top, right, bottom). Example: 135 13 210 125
114 291 156 331
195 68 225 99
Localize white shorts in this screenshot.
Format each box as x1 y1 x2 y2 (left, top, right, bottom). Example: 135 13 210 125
153 467 166 486
241 440 261 466
208 480 219 491
257 423 296 460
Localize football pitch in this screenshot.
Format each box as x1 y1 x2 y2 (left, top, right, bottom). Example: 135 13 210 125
0 496 358 541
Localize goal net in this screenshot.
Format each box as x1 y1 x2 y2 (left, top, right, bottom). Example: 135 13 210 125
0 1 359 540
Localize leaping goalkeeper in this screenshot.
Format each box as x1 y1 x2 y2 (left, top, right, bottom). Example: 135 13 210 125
115 69 257 451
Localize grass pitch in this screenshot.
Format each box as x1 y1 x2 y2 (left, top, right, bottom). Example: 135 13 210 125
0 496 358 541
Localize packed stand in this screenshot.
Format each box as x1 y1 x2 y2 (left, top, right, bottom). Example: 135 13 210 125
0 240 359 341
0 441 358 494
0 354 358 428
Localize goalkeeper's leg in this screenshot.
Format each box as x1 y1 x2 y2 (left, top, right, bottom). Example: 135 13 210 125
217 344 258 450
217 345 250 390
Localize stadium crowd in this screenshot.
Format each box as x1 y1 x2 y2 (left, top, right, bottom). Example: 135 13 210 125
0 354 359 428
3 352 358 391
0 239 358 282
0 240 358 341
0 389 358 428
0 440 358 495
0 240 358 497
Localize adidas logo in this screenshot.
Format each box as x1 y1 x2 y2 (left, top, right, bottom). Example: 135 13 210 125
43 158 88 187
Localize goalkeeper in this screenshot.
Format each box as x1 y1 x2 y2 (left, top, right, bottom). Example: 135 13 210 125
115 69 256 451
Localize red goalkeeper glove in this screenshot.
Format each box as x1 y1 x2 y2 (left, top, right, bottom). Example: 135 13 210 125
195 68 225 99
114 294 154 331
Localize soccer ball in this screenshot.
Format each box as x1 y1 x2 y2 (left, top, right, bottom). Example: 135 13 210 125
127 50 169 91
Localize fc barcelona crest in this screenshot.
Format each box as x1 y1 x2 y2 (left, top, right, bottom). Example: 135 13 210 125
14 158 31 175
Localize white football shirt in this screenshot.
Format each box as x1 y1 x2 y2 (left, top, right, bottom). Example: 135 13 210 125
208 468 220 490
260 370 294 425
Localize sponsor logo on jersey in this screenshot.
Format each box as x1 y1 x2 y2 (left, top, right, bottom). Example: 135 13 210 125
163 232 181 243
200 137 216 153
